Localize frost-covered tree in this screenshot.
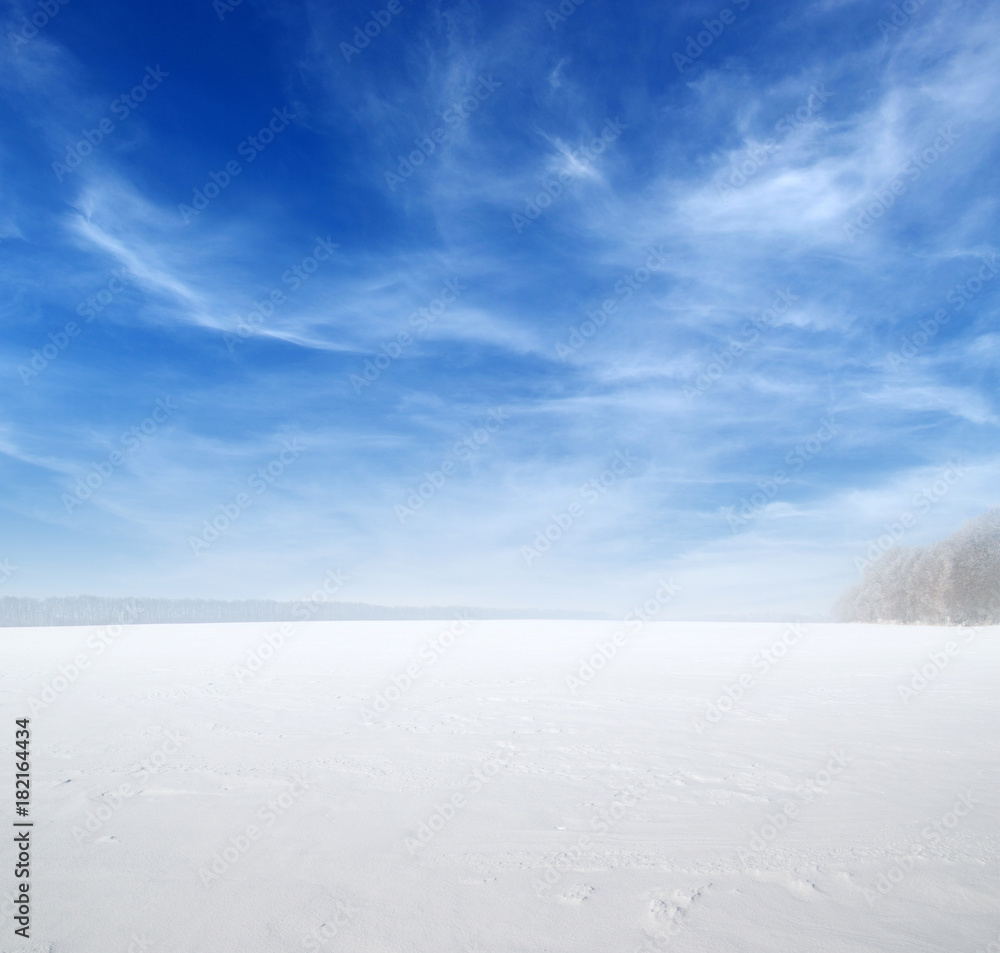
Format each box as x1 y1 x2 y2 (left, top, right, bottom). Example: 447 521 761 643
834 508 1000 624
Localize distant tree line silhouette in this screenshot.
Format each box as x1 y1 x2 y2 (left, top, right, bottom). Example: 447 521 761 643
835 508 1000 624
0 596 606 627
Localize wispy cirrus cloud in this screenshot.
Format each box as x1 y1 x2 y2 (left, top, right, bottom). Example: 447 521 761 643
0 0 996 616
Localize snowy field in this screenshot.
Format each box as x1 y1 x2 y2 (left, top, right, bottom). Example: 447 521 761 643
2 620 998 953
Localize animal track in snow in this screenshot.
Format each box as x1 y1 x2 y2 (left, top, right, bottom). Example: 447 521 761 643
559 883 594 903
646 884 711 939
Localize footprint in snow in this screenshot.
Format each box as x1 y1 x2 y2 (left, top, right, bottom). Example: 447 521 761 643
648 884 710 933
559 883 594 903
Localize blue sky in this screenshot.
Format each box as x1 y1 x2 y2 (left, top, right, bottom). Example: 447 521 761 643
1 0 997 618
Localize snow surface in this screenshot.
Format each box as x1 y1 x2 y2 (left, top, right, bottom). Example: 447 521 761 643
2 620 998 953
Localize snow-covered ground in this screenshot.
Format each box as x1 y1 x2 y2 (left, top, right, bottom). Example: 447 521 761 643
2 620 998 953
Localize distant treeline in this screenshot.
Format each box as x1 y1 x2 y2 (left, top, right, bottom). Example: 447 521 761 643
0 596 606 627
835 508 1000 624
